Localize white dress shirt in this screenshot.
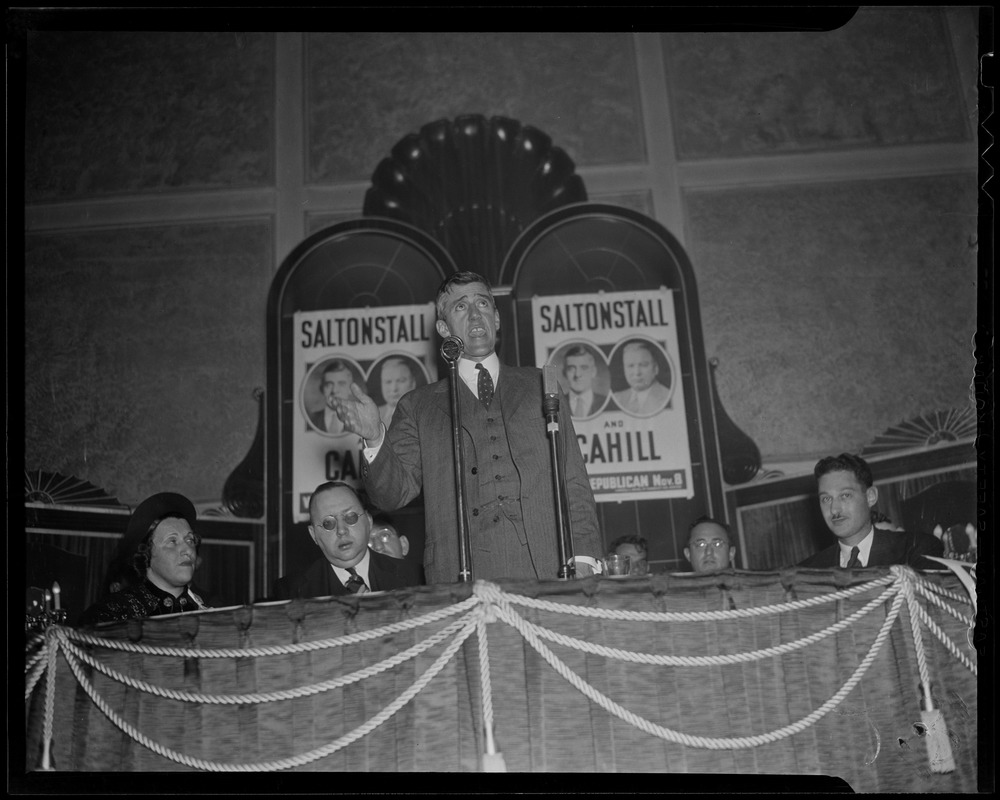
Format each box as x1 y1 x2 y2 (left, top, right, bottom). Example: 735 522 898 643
570 390 594 417
838 526 875 567
323 407 345 434
330 547 372 590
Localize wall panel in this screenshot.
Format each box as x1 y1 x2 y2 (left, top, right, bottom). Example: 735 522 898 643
305 32 645 184
25 31 275 201
663 8 971 161
684 173 978 460
25 221 273 505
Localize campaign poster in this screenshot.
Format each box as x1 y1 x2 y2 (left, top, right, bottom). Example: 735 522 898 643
292 303 438 521
532 289 694 502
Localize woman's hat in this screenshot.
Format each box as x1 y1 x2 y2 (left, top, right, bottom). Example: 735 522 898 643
118 492 197 557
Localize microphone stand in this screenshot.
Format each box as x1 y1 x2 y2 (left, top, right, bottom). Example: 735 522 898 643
441 336 473 583
543 367 575 579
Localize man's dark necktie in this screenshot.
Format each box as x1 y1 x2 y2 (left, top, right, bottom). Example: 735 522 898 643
846 546 862 568
345 567 367 593
476 363 494 409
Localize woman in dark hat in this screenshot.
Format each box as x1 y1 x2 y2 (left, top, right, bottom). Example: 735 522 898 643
76 492 211 626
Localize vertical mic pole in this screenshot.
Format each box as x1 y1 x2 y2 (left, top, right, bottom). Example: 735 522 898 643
543 365 575 579
442 336 473 583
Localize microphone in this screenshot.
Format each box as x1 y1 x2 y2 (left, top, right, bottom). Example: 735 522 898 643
440 336 464 363
543 364 561 417
542 364 572 579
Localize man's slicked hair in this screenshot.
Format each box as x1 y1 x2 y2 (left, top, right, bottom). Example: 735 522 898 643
308 480 362 519
813 453 874 489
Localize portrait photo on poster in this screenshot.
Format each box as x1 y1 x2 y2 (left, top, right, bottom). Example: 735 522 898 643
532 289 695 502
302 356 368 437
368 352 431 429
548 339 612 420
609 336 675 418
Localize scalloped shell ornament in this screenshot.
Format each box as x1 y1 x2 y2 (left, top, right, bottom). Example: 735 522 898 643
363 114 587 284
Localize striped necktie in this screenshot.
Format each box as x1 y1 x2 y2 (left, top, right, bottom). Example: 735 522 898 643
345 567 367 593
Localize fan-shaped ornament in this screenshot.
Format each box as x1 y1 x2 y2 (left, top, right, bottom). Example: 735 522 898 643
861 406 977 456
363 114 587 285
24 469 123 507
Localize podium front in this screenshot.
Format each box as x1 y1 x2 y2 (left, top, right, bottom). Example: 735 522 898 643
25 568 978 791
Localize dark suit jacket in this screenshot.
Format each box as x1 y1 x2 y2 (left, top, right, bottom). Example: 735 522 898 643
797 529 944 569
272 549 423 600
362 363 601 585
309 408 345 434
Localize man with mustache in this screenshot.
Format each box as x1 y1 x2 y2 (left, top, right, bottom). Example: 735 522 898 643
798 453 943 569
77 492 211 625
684 516 737 574
333 271 601 584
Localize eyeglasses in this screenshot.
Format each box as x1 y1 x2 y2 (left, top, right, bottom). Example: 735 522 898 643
318 511 361 530
691 540 729 550
156 533 200 549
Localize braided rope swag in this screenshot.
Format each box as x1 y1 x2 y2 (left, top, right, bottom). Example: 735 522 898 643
25 565 977 789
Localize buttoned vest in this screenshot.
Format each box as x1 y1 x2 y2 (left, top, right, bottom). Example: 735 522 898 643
459 382 526 544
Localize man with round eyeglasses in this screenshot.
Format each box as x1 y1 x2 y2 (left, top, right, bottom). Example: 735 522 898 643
272 481 423 599
369 519 408 559
684 516 737 574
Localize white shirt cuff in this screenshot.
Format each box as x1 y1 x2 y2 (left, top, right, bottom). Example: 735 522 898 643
362 423 386 462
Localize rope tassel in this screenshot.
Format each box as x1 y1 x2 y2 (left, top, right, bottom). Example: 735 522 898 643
481 751 507 772
921 708 956 773
475 584 507 772
900 567 957 774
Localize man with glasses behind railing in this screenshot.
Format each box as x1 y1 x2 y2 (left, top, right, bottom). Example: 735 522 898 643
272 481 423 599
684 516 737 574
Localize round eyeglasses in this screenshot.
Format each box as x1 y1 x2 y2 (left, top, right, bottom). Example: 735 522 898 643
156 533 200 550
370 528 394 545
318 511 361 530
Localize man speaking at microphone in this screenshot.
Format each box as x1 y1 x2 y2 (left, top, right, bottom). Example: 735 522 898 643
332 271 602 584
